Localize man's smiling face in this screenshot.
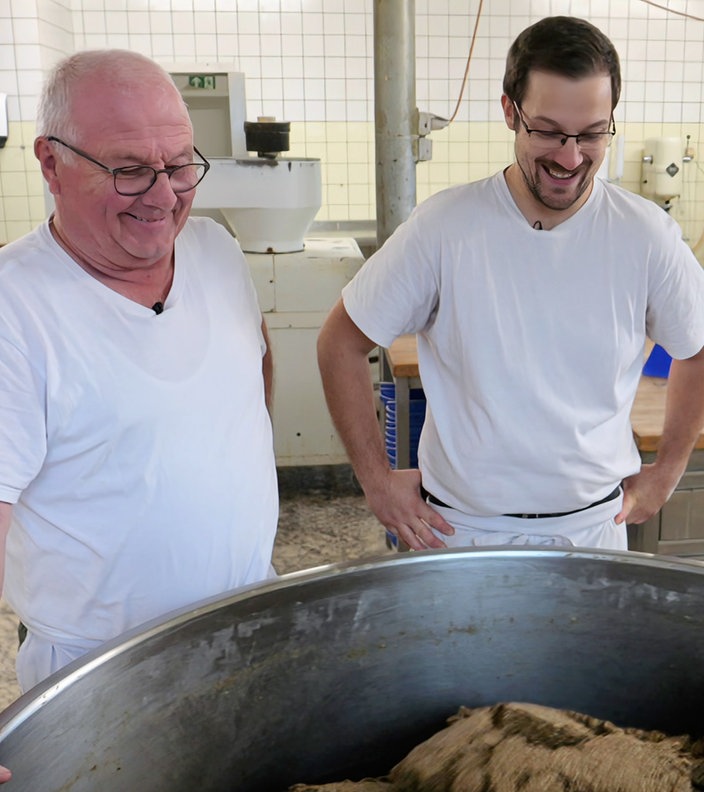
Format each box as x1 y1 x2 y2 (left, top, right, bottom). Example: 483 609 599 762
506 70 613 219
47 65 195 277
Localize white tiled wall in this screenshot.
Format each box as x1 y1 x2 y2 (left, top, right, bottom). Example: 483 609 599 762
0 0 703 257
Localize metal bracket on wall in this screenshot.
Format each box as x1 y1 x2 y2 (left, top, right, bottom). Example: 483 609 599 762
413 110 449 162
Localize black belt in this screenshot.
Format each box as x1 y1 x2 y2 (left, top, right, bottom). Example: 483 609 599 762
427 486 621 519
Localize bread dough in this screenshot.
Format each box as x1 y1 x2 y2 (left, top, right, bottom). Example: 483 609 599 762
291 701 704 791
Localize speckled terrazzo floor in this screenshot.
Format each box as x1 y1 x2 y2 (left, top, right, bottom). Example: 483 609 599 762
0 603 18 711
0 465 391 712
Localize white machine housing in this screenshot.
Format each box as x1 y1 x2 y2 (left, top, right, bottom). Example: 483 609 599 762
167 66 356 466
168 67 321 253
246 238 365 466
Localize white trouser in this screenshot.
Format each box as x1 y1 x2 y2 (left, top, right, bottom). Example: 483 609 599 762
15 563 280 693
428 490 627 551
16 630 102 693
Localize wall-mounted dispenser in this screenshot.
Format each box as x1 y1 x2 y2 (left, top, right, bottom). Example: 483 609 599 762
641 137 683 208
0 93 7 148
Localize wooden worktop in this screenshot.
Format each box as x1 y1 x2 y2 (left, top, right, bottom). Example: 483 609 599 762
630 375 694 453
387 335 704 453
385 334 420 378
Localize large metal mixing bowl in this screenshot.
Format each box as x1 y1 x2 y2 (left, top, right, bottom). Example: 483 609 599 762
1 548 704 790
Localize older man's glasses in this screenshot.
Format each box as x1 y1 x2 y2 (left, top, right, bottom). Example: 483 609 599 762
512 103 616 153
47 136 210 196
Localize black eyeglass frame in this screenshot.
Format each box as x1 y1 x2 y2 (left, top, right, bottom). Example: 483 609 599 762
512 102 616 149
46 136 210 196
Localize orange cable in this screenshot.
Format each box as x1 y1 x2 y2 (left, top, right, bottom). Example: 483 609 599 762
448 0 485 124
639 0 704 22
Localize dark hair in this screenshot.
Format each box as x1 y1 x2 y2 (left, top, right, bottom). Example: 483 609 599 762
503 16 621 110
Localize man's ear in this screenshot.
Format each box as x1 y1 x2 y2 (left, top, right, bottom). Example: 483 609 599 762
34 137 62 196
500 95 518 132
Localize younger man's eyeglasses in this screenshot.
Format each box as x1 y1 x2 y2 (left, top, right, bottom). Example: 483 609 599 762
512 102 616 153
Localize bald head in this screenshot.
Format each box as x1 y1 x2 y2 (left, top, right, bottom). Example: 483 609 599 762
36 50 187 145
33 49 198 277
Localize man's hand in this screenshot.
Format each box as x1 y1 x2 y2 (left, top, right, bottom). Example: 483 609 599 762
363 468 455 550
615 463 677 525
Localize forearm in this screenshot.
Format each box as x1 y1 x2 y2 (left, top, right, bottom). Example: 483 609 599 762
318 300 390 492
261 317 274 415
618 346 704 525
318 300 454 548
654 346 704 488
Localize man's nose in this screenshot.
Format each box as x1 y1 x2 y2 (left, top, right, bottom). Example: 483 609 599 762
551 138 585 170
142 171 179 205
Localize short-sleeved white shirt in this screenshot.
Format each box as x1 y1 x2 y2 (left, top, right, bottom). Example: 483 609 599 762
0 216 278 649
343 173 704 516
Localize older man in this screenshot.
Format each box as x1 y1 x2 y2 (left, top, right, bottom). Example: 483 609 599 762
0 50 278 698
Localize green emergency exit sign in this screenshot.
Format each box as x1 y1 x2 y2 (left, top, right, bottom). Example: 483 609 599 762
188 75 216 89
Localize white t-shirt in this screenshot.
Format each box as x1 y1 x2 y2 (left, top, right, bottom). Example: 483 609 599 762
0 216 277 652
344 172 704 516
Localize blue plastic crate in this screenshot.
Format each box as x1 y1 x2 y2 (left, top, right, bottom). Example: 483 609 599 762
643 344 672 378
